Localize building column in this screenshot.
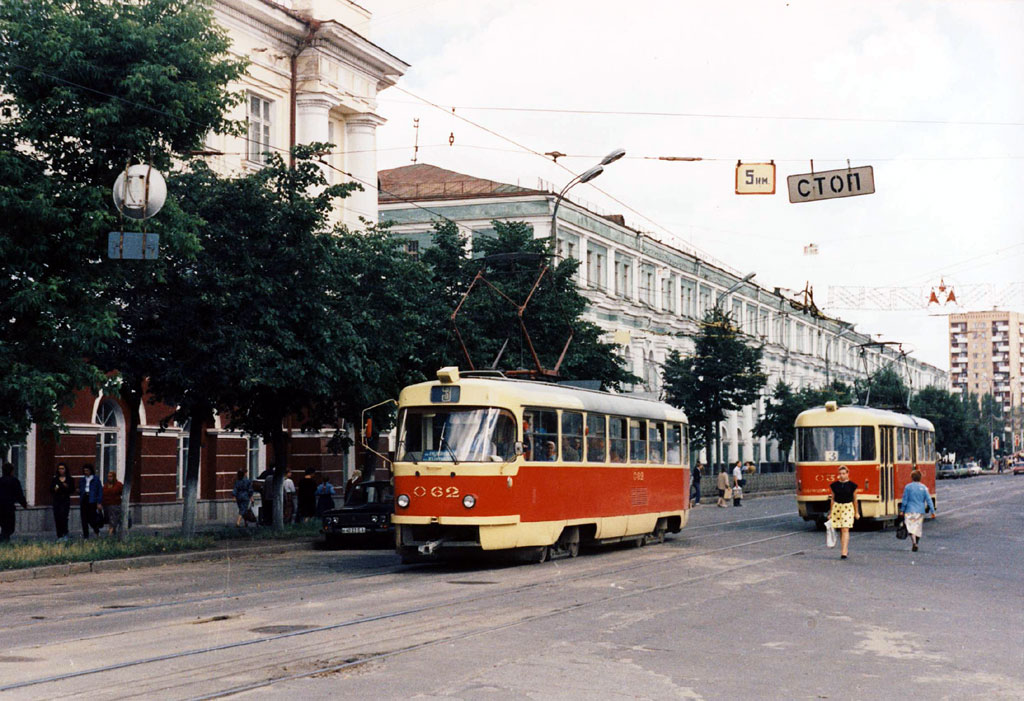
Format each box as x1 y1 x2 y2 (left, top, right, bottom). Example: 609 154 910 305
344 112 386 228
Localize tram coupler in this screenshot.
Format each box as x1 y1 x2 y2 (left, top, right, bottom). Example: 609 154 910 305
418 539 445 556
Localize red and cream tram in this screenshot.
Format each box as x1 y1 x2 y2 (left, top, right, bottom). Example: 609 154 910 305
391 367 690 562
794 401 937 526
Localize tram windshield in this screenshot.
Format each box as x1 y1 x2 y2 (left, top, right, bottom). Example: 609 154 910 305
797 426 876 462
397 407 517 463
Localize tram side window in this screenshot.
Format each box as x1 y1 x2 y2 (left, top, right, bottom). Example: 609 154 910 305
926 432 935 461
562 411 584 461
630 419 647 463
608 417 627 463
524 409 558 461
666 423 683 465
648 422 665 463
586 414 607 463
897 428 910 462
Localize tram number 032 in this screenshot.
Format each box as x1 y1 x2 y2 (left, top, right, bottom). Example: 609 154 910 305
429 486 460 498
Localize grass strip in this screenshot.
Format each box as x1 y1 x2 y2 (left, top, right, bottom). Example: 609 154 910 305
0 535 214 571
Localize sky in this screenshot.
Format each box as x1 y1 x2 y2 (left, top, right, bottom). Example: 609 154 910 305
354 0 1024 371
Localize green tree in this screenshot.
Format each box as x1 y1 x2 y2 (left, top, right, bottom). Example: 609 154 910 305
857 366 910 411
0 0 245 528
422 220 634 389
662 308 766 468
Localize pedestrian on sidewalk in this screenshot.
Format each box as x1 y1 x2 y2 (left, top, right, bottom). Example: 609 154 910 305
315 474 336 517
828 465 859 559
732 461 745 507
102 471 124 536
716 465 731 508
297 468 317 523
899 470 936 552
0 462 28 543
232 469 254 528
78 464 102 539
282 469 296 524
51 463 75 541
691 462 703 505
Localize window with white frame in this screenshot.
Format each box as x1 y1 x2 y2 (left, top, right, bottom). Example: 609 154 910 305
4 440 28 489
640 266 655 305
176 420 201 499
247 437 263 479
95 401 119 482
587 247 606 289
247 94 273 164
661 275 675 312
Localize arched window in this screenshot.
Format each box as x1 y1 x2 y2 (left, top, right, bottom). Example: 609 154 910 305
94 401 122 481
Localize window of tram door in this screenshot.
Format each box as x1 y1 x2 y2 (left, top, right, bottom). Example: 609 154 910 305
523 409 558 461
629 419 647 463
648 422 666 463
608 417 627 463
666 423 683 465
561 411 584 462
586 414 607 463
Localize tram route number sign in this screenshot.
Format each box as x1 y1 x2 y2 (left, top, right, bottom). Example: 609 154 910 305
787 165 875 203
735 162 776 195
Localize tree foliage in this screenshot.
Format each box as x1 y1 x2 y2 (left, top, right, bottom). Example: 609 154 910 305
662 308 766 466
856 366 910 411
753 379 855 466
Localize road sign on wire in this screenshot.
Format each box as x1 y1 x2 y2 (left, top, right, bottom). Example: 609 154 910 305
735 162 775 194
787 165 874 203
108 232 159 260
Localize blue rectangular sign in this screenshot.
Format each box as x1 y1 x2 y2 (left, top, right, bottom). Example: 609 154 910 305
108 232 159 260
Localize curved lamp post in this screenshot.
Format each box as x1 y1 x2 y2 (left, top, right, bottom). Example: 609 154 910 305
715 272 757 311
549 148 626 255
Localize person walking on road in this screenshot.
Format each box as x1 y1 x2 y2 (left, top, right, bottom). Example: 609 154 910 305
297 468 318 523
691 462 703 505
899 469 936 552
716 465 731 508
102 471 124 537
51 463 75 541
78 464 103 539
0 462 28 543
828 465 859 559
232 469 254 528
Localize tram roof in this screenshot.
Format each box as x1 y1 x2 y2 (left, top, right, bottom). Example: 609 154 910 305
400 373 688 424
795 404 934 431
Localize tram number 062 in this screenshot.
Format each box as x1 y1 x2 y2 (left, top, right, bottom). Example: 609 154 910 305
430 486 460 498
632 471 644 481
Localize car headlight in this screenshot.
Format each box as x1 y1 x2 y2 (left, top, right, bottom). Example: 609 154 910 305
462 494 476 509
371 515 379 523
396 494 410 508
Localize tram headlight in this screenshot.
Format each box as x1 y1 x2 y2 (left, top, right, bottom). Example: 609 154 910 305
396 494 410 509
462 494 476 509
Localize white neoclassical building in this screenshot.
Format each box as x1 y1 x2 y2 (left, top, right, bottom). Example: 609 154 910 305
205 0 408 228
378 164 948 470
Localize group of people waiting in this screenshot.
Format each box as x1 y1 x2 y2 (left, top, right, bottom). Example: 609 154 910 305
232 467 361 527
689 460 754 508
0 461 125 543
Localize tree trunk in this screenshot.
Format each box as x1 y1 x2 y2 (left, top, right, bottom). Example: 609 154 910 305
180 412 208 538
270 427 289 530
118 379 143 543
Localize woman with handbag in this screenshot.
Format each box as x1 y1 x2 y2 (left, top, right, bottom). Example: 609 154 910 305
828 465 859 559
899 470 936 552
716 465 731 508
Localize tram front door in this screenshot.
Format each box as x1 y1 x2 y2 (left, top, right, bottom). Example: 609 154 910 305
879 427 895 518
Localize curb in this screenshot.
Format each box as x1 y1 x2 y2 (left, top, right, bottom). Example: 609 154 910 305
0 540 317 584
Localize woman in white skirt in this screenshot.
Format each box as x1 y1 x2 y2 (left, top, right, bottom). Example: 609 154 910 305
828 465 859 559
899 469 937 552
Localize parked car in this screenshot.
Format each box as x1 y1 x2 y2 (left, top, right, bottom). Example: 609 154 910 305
937 463 956 480
322 480 394 547
952 464 971 479
1012 462 1024 476
966 462 983 476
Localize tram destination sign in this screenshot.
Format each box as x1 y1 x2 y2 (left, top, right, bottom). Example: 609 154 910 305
787 165 874 203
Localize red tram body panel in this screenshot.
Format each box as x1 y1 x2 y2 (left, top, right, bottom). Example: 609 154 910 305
794 403 936 524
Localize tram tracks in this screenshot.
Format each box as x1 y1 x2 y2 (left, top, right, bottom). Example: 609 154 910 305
1 527 806 696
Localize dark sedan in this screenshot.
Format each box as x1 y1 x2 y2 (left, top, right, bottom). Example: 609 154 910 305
322 480 394 546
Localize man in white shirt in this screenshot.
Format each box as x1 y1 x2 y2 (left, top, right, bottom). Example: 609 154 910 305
283 470 297 524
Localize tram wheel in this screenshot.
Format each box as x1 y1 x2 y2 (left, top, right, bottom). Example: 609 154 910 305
535 546 550 563
651 521 667 545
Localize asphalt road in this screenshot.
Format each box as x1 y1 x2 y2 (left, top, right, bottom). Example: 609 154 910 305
1 476 1022 700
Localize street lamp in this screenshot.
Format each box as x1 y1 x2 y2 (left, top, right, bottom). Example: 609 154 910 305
549 148 626 255
715 272 756 310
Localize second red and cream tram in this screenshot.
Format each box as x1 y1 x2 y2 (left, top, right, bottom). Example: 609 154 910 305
391 367 690 562
794 402 936 526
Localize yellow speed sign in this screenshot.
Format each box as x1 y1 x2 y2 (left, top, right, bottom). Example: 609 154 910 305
735 161 776 195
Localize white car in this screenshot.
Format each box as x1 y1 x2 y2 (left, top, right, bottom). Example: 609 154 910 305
966 462 983 476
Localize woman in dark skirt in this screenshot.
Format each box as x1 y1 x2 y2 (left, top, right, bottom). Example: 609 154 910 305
828 465 859 559
51 463 75 541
